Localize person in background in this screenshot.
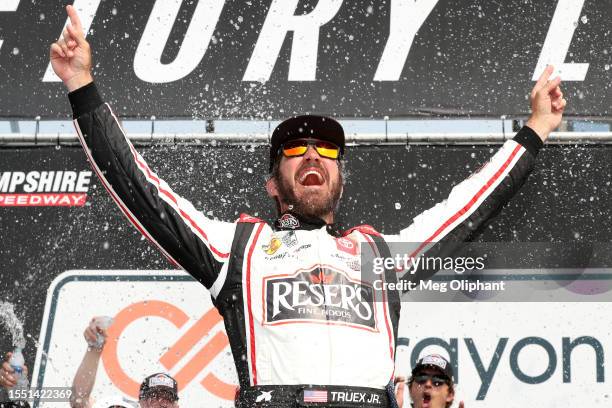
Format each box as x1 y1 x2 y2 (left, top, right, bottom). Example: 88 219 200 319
408 354 464 408
71 317 178 408
137 373 179 408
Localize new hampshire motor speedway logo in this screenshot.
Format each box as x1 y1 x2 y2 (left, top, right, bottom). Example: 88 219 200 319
263 266 377 330
0 170 92 207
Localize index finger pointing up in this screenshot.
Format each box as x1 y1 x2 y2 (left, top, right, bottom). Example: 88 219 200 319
66 5 83 32
543 76 562 94
534 65 554 91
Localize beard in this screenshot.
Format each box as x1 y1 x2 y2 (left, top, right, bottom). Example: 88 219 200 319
275 168 343 220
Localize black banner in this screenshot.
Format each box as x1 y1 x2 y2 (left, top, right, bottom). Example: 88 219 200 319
2 142 612 368
0 0 609 118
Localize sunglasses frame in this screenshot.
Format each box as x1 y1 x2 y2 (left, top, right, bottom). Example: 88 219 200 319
413 373 451 387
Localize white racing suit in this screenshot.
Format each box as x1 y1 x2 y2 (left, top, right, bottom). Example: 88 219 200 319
69 82 542 407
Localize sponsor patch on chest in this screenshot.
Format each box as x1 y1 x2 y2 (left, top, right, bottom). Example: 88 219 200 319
263 266 377 330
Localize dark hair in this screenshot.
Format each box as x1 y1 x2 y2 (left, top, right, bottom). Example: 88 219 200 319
407 373 455 408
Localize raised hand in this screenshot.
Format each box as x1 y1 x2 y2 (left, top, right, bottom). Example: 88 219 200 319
49 5 93 91
526 65 567 142
0 352 28 389
83 317 108 351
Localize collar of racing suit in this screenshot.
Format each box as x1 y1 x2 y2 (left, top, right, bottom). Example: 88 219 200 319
274 211 344 237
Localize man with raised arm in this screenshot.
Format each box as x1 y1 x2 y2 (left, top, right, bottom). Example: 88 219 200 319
50 5 566 408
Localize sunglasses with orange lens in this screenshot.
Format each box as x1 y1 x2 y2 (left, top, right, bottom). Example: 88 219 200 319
281 139 341 160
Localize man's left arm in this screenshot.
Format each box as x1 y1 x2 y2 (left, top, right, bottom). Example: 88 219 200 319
386 65 565 245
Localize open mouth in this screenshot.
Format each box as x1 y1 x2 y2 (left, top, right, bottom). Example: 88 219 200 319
298 168 325 186
422 392 431 407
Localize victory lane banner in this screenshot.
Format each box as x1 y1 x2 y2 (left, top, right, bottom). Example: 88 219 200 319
0 0 609 118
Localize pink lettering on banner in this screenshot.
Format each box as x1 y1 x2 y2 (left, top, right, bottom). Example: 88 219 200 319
0 193 87 207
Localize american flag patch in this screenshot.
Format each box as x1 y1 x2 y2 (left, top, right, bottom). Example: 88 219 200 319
303 390 328 403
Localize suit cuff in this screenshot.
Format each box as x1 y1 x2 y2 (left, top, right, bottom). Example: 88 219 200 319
513 126 543 157
68 82 103 119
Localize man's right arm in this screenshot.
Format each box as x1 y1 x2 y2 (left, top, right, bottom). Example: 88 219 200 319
70 83 235 290
51 6 235 292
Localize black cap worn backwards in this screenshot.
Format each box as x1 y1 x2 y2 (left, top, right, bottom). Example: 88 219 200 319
412 354 455 382
269 115 345 172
